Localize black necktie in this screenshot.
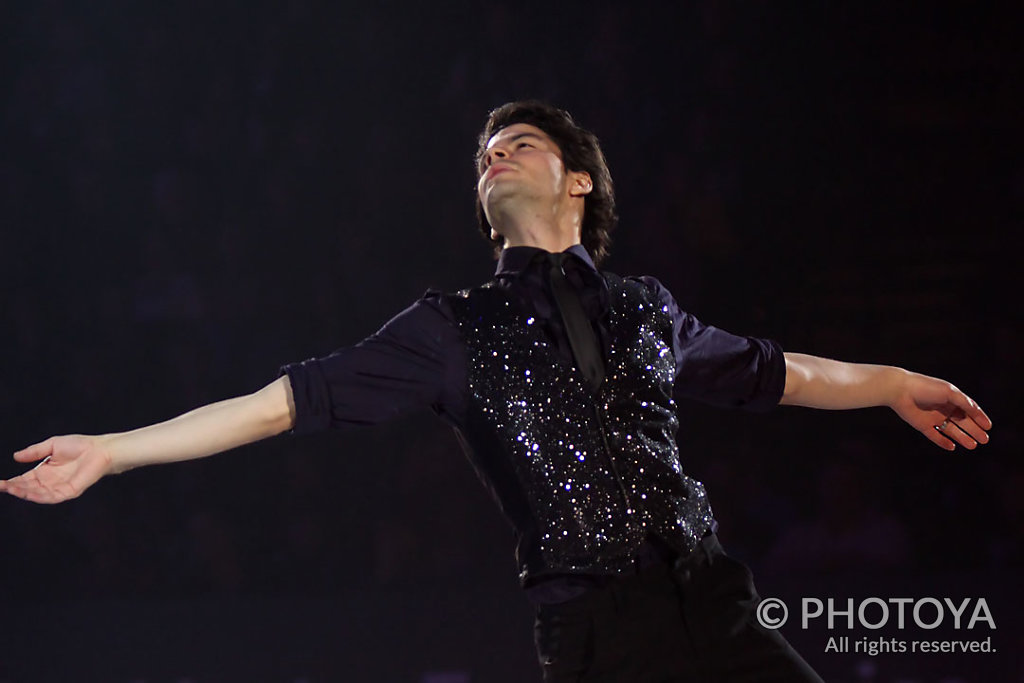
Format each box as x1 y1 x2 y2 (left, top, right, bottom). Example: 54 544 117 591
545 252 605 392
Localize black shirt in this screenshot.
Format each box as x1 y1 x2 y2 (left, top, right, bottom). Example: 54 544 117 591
281 244 785 436
279 245 786 601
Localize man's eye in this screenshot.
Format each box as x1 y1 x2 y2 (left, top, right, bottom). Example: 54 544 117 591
517 142 532 149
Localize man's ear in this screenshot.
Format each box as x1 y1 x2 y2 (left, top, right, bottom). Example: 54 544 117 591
569 171 593 197
490 227 501 241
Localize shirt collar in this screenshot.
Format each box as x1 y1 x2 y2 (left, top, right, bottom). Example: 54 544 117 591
494 243 598 277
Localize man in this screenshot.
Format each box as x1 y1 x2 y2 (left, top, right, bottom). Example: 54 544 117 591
2 101 992 682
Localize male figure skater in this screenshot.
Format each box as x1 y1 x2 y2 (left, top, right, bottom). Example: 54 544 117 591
2 101 992 682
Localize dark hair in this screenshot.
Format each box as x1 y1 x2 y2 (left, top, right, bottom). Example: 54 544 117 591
475 100 617 266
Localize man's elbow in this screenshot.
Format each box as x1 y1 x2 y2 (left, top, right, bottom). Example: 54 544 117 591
256 375 297 436
779 352 810 406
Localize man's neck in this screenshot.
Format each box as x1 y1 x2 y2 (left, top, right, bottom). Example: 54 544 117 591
502 233 579 254
493 214 581 254
486 189 585 254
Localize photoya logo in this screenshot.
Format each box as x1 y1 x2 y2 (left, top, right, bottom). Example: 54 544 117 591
755 597 996 631
756 598 789 629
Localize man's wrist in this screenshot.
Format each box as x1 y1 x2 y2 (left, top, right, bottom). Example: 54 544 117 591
96 433 127 474
880 366 911 409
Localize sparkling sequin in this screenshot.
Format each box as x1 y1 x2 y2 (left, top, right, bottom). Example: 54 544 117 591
446 274 714 583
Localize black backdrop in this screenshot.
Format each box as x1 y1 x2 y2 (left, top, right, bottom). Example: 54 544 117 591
2 2 1021 681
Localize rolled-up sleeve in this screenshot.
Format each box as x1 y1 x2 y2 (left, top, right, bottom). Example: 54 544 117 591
635 276 786 412
278 291 460 435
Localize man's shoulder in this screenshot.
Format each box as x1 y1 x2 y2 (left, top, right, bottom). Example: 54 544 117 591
602 271 674 306
442 279 503 300
422 280 507 323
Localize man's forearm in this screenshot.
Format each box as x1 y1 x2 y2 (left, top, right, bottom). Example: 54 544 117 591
780 352 907 409
101 376 296 473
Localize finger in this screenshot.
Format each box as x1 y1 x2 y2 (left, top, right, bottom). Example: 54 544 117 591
10 485 57 504
2 474 65 504
950 414 990 445
0 475 27 493
949 391 992 431
14 437 56 463
939 420 979 450
925 423 957 451
0 470 33 496
0 479 34 501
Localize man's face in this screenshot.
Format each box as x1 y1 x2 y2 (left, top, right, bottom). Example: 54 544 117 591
476 123 571 222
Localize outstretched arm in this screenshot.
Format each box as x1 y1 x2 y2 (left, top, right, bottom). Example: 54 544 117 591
0 376 296 504
780 352 992 451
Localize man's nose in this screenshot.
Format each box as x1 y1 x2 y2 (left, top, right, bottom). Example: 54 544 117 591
485 147 509 166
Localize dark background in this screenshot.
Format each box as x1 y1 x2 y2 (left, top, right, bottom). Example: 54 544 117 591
1 2 1021 681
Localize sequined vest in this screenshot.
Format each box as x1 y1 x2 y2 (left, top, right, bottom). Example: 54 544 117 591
444 273 715 585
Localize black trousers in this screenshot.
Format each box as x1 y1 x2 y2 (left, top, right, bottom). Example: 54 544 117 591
532 534 824 682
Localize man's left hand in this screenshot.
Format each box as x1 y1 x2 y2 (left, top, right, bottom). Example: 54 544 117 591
890 372 992 451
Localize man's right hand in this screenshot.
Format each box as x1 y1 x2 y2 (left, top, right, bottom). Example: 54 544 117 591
0 435 114 504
